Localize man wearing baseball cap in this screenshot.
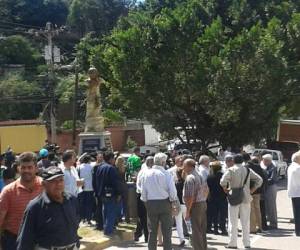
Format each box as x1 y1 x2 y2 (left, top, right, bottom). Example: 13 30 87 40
17 166 80 250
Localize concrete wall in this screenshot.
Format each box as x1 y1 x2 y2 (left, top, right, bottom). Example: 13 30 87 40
49 131 80 152
106 126 126 152
0 125 47 154
144 124 160 145
49 126 145 153
125 129 145 148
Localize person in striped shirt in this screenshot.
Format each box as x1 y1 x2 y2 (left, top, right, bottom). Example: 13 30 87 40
0 152 43 250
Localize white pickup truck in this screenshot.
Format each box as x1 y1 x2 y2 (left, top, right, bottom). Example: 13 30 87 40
252 149 288 178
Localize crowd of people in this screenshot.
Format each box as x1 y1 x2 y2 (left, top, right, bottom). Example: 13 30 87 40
0 146 299 250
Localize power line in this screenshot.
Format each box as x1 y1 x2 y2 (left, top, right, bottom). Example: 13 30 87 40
0 23 27 30
0 98 50 104
0 95 48 99
0 20 43 29
0 28 29 35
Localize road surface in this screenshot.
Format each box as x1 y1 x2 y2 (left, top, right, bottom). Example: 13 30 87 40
106 179 298 250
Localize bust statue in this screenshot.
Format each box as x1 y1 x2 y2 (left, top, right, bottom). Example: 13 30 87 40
85 67 104 132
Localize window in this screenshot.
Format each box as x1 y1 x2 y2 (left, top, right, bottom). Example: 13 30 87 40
272 152 279 161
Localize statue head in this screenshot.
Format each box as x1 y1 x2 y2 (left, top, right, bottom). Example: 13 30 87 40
88 67 99 80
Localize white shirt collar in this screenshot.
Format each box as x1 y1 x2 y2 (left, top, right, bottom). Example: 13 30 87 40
152 165 165 170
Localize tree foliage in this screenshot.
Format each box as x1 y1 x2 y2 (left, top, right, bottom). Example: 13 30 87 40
0 73 43 120
0 0 69 27
90 0 300 150
0 35 42 69
68 0 134 36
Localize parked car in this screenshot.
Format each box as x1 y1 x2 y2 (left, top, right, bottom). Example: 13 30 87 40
252 149 288 178
267 141 300 163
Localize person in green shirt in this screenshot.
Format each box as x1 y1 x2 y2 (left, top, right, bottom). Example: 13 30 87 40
126 147 142 181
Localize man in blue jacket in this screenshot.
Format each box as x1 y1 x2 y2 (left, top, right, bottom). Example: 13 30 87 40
95 151 122 236
17 166 80 250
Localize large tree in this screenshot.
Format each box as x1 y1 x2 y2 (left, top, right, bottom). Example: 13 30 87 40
0 0 69 27
68 0 134 37
90 0 300 151
0 73 44 120
0 35 42 68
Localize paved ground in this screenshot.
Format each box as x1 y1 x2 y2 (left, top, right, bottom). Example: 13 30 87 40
105 179 299 250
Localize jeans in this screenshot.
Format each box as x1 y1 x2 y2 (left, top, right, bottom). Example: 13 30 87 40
103 198 119 235
95 197 103 230
1 230 17 250
78 191 95 221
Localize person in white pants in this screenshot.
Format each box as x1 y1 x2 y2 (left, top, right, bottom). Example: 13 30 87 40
174 205 186 244
227 202 251 247
174 168 187 246
220 154 262 249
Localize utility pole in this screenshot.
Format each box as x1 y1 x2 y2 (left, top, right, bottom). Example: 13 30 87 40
43 22 62 144
72 60 79 146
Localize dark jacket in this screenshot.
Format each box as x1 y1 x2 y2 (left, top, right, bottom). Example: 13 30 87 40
92 163 101 193
246 161 267 195
17 192 80 250
265 163 278 186
175 180 184 205
94 162 122 198
207 171 227 202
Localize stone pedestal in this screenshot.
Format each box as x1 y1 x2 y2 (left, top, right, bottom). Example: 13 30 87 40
78 131 112 155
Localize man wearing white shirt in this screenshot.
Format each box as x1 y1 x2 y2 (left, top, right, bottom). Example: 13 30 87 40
198 155 211 232
61 150 83 197
198 155 210 182
78 154 94 224
288 150 300 236
141 152 177 250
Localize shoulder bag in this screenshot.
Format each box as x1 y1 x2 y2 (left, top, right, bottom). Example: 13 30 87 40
227 167 250 206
